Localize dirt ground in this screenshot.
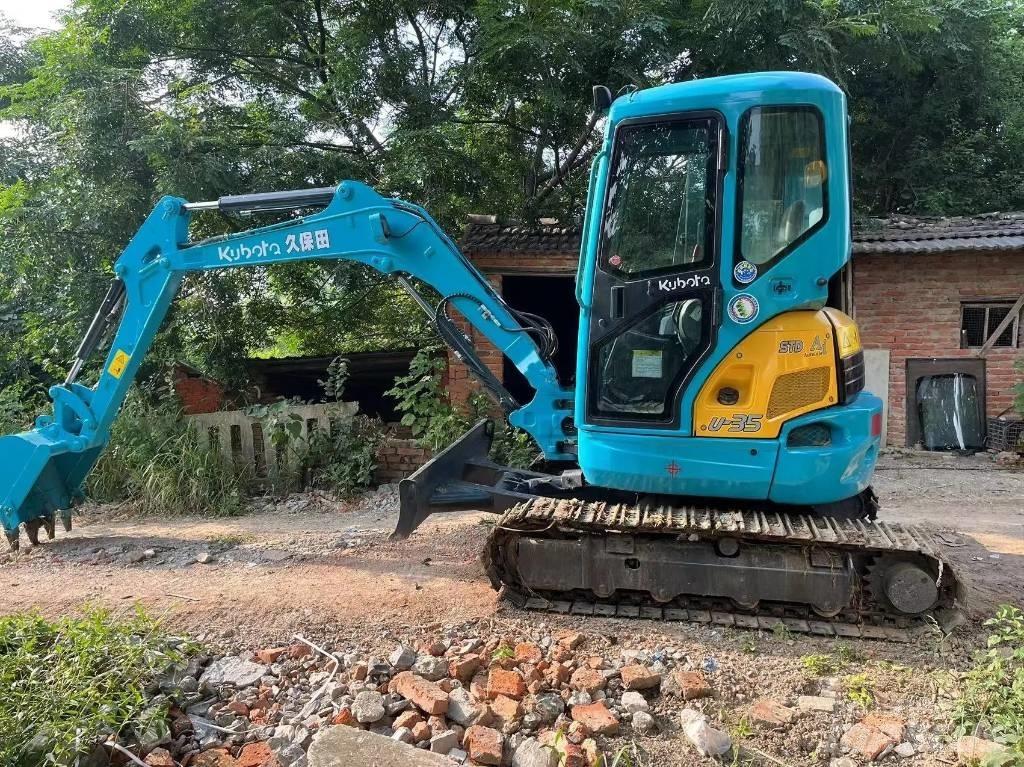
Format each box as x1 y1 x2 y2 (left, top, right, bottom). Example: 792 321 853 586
0 450 1021 765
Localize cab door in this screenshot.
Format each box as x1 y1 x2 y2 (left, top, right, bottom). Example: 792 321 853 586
585 114 725 429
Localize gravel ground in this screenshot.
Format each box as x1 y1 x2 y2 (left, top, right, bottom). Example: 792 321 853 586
0 450 1021 766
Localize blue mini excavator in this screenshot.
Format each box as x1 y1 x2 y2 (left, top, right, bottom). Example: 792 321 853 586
0 73 959 637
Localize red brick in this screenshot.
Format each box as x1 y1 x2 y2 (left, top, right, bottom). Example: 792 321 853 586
449 653 482 682
237 743 280 767
621 665 661 691
841 722 895 760
145 749 175 767
514 642 543 665
255 647 287 664
749 698 795 729
192 751 240 767
465 725 504 765
487 668 527 700
394 710 423 730
569 667 605 695
571 702 619 735
861 712 906 742
331 708 355 726
391 671 450 715
671 669 711 700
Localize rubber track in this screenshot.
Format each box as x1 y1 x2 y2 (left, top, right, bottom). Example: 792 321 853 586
484 497 962 642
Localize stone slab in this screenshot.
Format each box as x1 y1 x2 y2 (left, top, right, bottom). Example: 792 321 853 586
308 725 456 767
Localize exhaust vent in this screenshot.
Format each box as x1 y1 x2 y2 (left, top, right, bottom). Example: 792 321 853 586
767 367 831 419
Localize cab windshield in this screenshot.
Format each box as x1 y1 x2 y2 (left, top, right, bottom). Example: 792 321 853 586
737 107 828 268
601 117 718 277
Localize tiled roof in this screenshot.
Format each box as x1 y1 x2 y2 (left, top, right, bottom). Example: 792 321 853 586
851 212 1024 254
460 212 1024 256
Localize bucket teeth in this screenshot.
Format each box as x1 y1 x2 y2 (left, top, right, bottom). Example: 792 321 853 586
41 513 56 540
60 511 73 533
23 519 42 547
4 528 18 552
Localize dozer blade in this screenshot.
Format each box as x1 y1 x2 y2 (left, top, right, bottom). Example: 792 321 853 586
0 430 99 549
392 419 568 539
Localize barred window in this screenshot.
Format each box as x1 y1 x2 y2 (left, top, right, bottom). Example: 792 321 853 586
960 302 1019 348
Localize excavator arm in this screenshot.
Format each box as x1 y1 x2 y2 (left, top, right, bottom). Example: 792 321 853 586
0 181 574 547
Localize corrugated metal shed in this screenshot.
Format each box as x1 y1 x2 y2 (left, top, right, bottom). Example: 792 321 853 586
460 212 1024 257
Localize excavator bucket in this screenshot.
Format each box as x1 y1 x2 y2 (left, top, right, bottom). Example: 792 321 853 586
0 429 97 549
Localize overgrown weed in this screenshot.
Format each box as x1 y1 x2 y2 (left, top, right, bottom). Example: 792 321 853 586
0 607 186 766
952 605 1024 761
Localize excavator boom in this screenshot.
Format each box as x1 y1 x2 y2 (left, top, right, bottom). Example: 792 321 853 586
0 182 573 546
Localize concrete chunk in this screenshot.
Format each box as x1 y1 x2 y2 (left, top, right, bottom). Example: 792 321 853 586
308 725 456 767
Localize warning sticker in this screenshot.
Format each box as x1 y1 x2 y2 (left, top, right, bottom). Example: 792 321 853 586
632 350 663 379
108 350 131 379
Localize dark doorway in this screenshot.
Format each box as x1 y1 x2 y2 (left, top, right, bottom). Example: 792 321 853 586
501 275 580 406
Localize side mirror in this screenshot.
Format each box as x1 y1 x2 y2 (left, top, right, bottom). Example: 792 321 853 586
592 85 612 114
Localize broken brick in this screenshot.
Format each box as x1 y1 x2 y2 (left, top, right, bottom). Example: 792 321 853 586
620 664 662 691
464 725 504 766
144 749 175 767
490 694 522 723
672 670 711 700
192 750 240 767
571 702 619 735
862 712 907 742
330 708 355 726
449 653 483 682
749 698 795 729
515 642 543 665
570 667 605 695
841 722 895 761
255 647 287 665
287 643 313 660
236 742 280 767
392 671 450 715
394 710 423 730
487 668 527 700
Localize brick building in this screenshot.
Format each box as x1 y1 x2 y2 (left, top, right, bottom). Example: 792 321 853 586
450 213 1024 448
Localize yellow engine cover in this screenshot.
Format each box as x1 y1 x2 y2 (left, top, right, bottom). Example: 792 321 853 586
694 310 852 439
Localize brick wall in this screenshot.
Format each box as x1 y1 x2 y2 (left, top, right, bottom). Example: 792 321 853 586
853 251 1024 446
374 436 432 483
446 252 578 403
172 364 225 415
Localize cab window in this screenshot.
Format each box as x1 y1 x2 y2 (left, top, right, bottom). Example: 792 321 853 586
601 117 718 277
737 107 827 268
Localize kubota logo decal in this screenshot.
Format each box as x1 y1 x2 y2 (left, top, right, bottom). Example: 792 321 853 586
655 274 711 292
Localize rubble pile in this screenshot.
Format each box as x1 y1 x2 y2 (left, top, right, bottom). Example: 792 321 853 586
140 621 974 767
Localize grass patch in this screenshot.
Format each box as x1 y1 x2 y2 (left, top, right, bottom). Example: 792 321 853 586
206 532 252 548
89 393 246 517
801 653 839 676
492 644 515 662
0 607 186 766
953 604 1024 759
844 672 875 709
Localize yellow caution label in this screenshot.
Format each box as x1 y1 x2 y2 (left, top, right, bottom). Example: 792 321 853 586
108 350 131 379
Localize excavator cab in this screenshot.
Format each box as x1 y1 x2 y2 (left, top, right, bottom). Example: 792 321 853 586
571 72 879 511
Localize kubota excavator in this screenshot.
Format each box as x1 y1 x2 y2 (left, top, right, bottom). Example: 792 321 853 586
0 72 960 638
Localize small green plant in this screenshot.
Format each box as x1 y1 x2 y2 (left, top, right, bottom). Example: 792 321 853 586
952 605 1024 757
730 716 755 740
802 653 838 676
387 345 540 468
492 644 515 662
772 622 793 642
741 636 758 654
835 641 863 666
0 607 187 766
844 672 875 708
606 742 643 767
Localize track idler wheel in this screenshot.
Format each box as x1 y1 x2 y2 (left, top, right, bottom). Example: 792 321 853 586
869 556 939 615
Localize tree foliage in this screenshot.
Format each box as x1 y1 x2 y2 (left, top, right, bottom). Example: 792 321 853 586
1 0 1023 391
